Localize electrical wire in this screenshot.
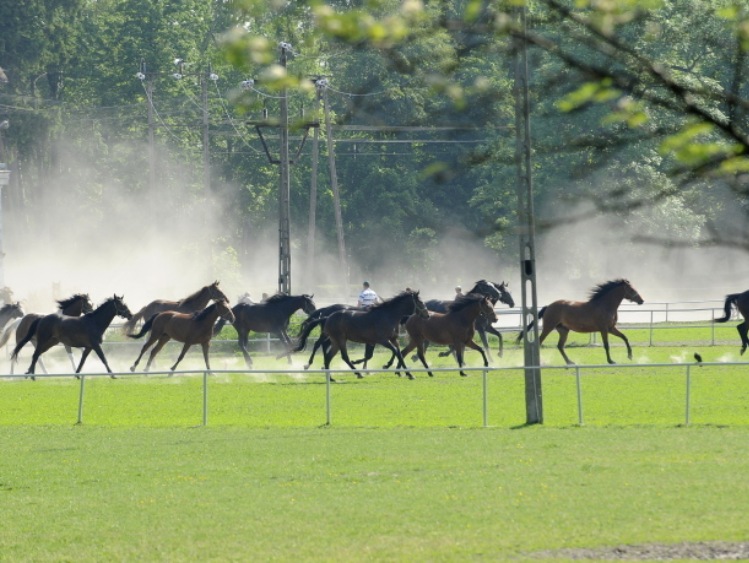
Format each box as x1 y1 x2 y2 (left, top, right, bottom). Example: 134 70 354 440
213 81 264 155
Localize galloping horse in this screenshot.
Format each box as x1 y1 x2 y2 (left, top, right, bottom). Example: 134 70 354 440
427 279 514 358
129 300 235 373
0 293 94 374
402 294 497 377
213 293 316 366
123 281 227 333
516 279 644 365
714 290 749 354
11 295 132 378
305 290 428 380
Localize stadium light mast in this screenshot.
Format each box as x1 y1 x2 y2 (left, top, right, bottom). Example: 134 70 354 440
514 5 543 424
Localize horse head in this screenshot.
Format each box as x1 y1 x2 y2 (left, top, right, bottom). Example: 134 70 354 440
480 295 498 323
208 280 229 303
623 280 644 305
301 294 317 315
494 281 515 308
216 299 236 324
409 290 429 319
112 295 133 320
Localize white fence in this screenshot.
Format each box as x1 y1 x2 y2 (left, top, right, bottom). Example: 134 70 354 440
1 360 744 427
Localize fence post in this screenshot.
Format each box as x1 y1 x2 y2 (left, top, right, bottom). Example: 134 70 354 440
482 369 488 427
575 366 584 425
685 364 691 426
649 310 654 346
76 375 86 425
202 371 208 426
325 370 332 426
711 308 716 346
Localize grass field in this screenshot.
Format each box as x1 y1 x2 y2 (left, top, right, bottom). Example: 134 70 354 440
2 324 749 560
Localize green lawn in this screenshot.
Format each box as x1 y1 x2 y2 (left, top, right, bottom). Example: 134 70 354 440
2 326 749 560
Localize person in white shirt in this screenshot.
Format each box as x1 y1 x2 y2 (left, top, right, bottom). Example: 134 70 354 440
357 281 381 309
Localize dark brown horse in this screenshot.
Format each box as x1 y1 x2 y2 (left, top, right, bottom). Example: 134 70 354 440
516 279 644 365
309 290 428 380
402 294 497 377
1 293 94 374
11 295 132 378
129 300 235 373
213 293 316 366
123 281 228 333
714 290 749 354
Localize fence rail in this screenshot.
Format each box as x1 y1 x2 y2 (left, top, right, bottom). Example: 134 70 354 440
2 361 745 427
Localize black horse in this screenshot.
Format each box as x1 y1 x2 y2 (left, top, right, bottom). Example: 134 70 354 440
296 290 428 380
427 280 514 359
11 295 133 378
214 293 316 366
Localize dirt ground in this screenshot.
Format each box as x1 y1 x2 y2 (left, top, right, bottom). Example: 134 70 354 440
531 541 749 560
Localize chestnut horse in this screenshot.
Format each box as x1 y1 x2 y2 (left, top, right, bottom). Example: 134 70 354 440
11 295 132 378
129 300 235 373
516 279 644 365
123 281 228 333
402 294 497 377
714 290 749 354
1 293 94 374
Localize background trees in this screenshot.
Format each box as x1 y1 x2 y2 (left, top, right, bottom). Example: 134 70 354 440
2 0 749 301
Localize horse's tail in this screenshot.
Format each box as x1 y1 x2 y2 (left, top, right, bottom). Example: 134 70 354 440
128 314 157 339
714 294 741 323
293 316 326 352
516 306 546 343
0 317 20 348
10 318 40 361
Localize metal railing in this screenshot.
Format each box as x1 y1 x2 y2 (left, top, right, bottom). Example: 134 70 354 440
2 360 747 428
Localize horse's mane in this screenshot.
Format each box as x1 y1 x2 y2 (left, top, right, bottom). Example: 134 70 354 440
589 279 630 301
179 284 212 306
468 280 500 299
0 302 20 313
193 302 218 321
371 290 418 310
57 293 89 310
448 293 484 312
265 293 290 304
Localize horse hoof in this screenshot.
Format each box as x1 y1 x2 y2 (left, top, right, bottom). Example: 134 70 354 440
303 364 310 370
356 373 364 379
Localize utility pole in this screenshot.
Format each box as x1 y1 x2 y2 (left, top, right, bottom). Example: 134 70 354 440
0 120 9 289
514 6 543 424
202 66 212 193
278 42 292 294
319 79 349 290
137 60 156 193
307 81 322 282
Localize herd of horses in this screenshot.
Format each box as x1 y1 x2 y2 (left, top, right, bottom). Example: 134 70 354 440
1 277 749 379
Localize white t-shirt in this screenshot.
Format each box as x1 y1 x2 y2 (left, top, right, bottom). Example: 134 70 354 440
358 288 379 308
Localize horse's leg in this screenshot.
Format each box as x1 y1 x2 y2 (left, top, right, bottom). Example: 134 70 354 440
738 322 749 355
383 335 401 369
609 326 632 360
599 330 615 364
305 334 325 369
555 325 574 365
65 344 77 372
454 343 469 377
465 339 490 368
274 331 293 363
238 330 252 367
89 344 115 376
322 340 340 382
199 342 211 372
485 325 504 358
170 342 194 371
75 348 93 375
382 341 411 379
144 336 171 373
339 344 365 378
477 327 493 363
413 341 433 378
130 334 159 372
